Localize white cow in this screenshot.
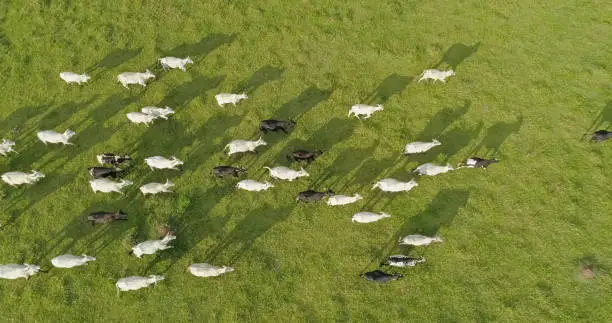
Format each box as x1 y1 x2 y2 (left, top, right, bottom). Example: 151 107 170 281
37 129 76 145
236 179 274 192
130 234 176 258
0 139 17 156
144 156 183 170
116 275 165 293
59 72 90 84
418 69 455 83
159 56 193 71
1 170 45 187
215 93 248 107
264 166 309 181
413 163 454 176
404 139 441 154
348 104 384 119
140 180 174 196
0 264 40 280
225 138 267 156
117 70 155 89
89 178 132 194
327 194 363 206
51 254 96 268
188 263 234 277
352 211 391 223
141 106 175 119
398 234 443 246
372 178 418 192
126 112 159 126
384 255 426 267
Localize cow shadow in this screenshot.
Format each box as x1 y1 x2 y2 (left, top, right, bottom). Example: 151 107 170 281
70 94 141 157
268 117 357 170
469 116 524 157
433 42 481 70
312 138 375 191
183 113 243 173
415 100 471 141
86 48 142 74
408 121 484 165
364 74 413 105
584 100 612 139
0 104 49 139
364 189 470 270
160 74 225 108
5 171 74 230
336 149 397 193
31 200 138 265
38 98 98 131
233 65 284 93
204 205 293 265
271 86 333 121
142 186 233 272
158 33 237 61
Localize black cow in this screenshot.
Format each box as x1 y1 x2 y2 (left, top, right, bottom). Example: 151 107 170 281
592 130 612 142
288 150 323 164
87 210 128 226
97 153 132 166
296 189 334 203
88 167 122 179
361 270 404 283
212 166 247 178
259 119 296 134
458 157 499 169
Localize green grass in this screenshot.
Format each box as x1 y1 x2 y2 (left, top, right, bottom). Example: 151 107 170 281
0 0 611 321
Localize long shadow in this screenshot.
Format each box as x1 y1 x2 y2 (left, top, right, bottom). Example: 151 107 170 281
269 117 358 170
271 86 333 121
182 113 242 173
415 101 471 141
204 205 292 265
364 189 470 270
585 101 612 138
364 74 413 105
433 42 481 70
469 116 523 157
233 65 284 93
159 75 225 108
5 172 74 228
158 33 237 61
408 121 484 166
0 104 50 139
142 186 233 272
86 48 142 74
339 153 397 194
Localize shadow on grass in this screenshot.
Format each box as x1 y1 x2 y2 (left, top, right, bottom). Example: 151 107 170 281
158 33 237 60
584 100 612 139
233 65 284 94
160 75 225 108
433 42 481 70
468 116 523 157
204 205 292 265
86 48 142 74
0 104 49 138
271 86 333 121
363 189 470 270
140 186 234 272
415 100 471 141
364 74 413 105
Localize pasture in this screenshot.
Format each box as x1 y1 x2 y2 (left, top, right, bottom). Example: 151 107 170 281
0 0 611 321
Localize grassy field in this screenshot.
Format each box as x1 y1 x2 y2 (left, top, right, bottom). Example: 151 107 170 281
0 0 611 321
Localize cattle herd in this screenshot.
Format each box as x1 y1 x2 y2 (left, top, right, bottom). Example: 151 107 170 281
0 53 610 292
